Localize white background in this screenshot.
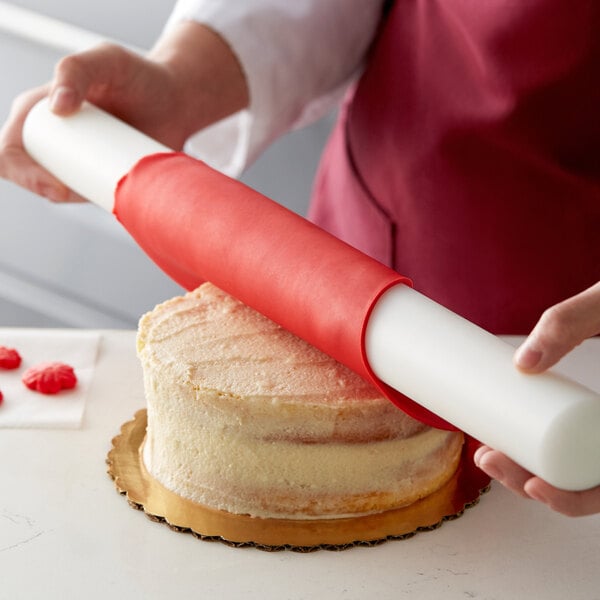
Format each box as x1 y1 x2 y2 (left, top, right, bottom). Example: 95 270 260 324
0 0 333 329
1 331 599 600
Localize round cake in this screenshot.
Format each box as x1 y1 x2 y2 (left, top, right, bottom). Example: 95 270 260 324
137 283 463 520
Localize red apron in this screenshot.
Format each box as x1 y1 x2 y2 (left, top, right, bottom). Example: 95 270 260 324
309 0 600 334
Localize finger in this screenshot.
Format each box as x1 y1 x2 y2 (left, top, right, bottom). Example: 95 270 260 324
48 43 136 115
0 88 85 202
1 145 71 201
514 282 600 373
473 446 532 498
2 142 84 202
0 86 72 201
0 85 49 151
524 478 600 517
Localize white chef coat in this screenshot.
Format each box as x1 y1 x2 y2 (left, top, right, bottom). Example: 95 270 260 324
163 0 384 176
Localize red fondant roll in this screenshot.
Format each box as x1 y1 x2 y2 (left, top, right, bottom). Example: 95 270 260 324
115 152 452 429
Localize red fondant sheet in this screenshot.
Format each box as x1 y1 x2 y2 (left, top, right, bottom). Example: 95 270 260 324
115 152 452 429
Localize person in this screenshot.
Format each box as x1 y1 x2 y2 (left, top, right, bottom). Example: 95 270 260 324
1 0 599 515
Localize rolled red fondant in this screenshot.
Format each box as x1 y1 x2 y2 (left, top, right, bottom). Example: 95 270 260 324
114 152 453 429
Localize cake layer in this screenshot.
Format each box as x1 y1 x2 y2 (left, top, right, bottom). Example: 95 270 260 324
138 283 463 519
141 405 462 518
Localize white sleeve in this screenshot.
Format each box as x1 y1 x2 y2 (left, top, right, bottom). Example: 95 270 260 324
162 0 385 176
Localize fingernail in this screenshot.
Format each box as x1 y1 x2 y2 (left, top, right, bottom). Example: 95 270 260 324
524 482 548 503
49 86 76 113
473 446 489 466
515 343 543 370
475 452 504 481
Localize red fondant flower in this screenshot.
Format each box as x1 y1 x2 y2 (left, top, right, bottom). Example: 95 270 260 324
0 346 22 369
0 389 3 405
22 362 77 394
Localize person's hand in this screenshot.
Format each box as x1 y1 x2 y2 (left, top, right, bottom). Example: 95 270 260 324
512 281 600 375
0 22 248 203
0 83 72 201
474 445 600 516
475 281 600 516
0 43 187 203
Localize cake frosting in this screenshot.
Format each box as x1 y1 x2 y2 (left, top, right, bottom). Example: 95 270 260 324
138 283 463 520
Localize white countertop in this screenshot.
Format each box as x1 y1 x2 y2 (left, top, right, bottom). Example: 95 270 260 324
1 329 599 600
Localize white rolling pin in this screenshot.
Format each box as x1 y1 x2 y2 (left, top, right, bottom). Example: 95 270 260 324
366 288 600 491
22 99 600 491
23 99 170 211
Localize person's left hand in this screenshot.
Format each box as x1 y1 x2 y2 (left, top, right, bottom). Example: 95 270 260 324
474 281 600 516
473 446 600 516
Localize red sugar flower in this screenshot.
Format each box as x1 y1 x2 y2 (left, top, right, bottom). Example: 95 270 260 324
0 346 22 369
0 389 3 405
22 362 77 394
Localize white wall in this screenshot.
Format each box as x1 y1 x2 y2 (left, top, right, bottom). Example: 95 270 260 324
0 1 333 328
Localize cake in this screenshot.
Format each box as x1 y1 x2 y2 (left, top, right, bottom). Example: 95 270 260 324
137 283 463 520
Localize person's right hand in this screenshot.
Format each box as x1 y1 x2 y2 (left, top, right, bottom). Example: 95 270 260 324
0 83 70 201
0 45 176 203
0 22 249 203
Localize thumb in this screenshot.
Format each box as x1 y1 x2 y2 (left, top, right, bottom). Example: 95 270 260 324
514 282 600 373
48 43 135 115
48 50 96 115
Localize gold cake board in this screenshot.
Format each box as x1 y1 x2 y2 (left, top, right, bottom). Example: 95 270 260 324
107 409 490 551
